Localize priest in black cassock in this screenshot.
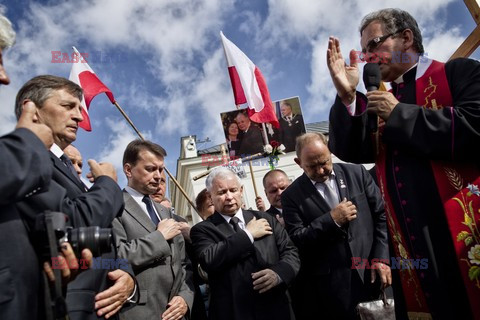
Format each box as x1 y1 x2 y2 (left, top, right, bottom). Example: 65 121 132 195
326 8 480 320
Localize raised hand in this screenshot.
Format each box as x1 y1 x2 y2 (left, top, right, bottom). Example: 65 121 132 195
86 160 118 183
326 36 360 105
16 101 53 148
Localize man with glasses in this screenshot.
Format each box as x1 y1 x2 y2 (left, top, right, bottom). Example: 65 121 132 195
326 8 480 319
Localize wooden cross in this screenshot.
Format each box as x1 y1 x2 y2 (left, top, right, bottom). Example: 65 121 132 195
449 0 480 60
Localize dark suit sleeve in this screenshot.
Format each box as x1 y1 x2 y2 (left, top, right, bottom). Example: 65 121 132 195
360 166 389 261
190 222 254 273
328 94 375 164
174 233 194 312
66 176 124 228
282 188 344 250
0 128 51 205
383 58 480 161
267 215 300 286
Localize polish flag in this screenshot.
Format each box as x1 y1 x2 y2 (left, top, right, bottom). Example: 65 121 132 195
69 46 116 131
220 32 279 128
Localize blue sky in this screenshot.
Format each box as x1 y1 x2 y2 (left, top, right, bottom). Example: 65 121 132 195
0 0 477 188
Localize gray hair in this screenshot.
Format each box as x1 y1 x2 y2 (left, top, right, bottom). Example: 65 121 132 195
360 8 424 54
205 167 242 192
0 8 15 49
15 75 83 119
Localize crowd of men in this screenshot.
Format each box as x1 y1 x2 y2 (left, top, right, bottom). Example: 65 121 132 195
1 6 480 320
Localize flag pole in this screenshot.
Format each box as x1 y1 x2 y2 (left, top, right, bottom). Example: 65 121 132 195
113 100 200 215
248 161 259 198
113 101 145 140
192 152 263 181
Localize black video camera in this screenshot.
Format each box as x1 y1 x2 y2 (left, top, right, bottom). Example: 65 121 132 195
34 211 112 259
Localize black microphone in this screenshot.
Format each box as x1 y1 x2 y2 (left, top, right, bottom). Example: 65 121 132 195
363 63 381 132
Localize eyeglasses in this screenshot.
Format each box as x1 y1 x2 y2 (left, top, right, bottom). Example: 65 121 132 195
363 30 403 53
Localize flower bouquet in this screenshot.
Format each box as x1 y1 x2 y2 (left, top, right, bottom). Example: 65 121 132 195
263 140 286 170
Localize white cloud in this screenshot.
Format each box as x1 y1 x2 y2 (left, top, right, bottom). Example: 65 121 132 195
255 0 459 117
96 119 139 188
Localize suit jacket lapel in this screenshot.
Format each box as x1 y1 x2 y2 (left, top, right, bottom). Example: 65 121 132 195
298 173 331 213
333 164 349 201
50 152 86 191
210 212 235 236
153 202 171 221
123 191 157 232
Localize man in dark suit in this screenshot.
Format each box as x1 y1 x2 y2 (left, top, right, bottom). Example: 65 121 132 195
14 75 135 320
235 111 264 157
112 140 193 320
282 132 391 320
255 169 290 227
278 101 305 153
191 167 300 320
0 102 54 319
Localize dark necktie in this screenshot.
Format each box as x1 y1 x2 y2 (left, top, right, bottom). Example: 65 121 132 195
317 181 339 209
229 216 240 232
60 154 82 183
142 196 160 226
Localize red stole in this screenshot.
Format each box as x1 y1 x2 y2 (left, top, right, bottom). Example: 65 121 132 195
375 59 480 319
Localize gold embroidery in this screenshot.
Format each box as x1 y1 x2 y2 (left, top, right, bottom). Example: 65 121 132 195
422 77 443 109
444 167 480 289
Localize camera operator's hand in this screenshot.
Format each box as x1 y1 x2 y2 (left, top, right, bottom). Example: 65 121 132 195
86 159 118 183
156 218 181 240
43 243 93 285
16 101 53 148
95 270 135 319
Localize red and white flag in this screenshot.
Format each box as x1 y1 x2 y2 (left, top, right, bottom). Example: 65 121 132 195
69 46 116 131
220 32 279 128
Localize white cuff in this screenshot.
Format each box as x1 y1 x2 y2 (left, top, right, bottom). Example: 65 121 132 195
126 283 137 304
345 99 356 116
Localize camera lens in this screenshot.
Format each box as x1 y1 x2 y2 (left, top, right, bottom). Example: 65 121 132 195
68 227 112 257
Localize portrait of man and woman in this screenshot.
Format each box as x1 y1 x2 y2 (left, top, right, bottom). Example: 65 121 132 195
220 96 306 158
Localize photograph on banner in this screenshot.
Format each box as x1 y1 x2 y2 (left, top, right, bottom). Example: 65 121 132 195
275 96 306 153
220 109 266 159
222 158 247 179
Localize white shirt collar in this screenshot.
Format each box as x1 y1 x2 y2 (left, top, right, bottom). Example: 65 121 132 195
310 170 336 187
393 63 418 84
125 185 161 220
220 208 245 224
50 143 64 159
125 185 146 199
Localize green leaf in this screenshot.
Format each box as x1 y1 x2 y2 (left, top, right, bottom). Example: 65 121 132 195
453 197 467 213
469 266 480 281
457 231 470 241
468 201 475 216
465 237 474 246
465 213 473 226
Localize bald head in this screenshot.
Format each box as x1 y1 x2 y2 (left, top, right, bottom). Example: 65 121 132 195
263 170 290 209
63 144 83 177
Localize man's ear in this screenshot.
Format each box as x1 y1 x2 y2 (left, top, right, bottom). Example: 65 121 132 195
124 163 132 178
240 185 244 193
401 29 414 51
294 157 301 167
